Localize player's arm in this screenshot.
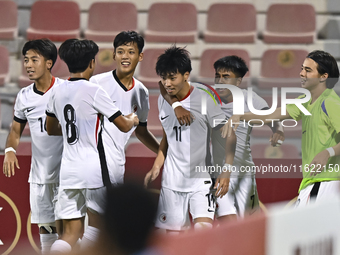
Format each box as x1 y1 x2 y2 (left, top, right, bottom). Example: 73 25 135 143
222 107 292 138
159 81 193 126
46 115 62 136
214 126 237 198
144 128 168 188
3 120 25 177
267 120 285 147
111 113 139 133
134 125 159 154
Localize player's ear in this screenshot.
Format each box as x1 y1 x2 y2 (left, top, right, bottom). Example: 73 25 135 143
113 51 116 61
184 71 190 81
320 72 328 83
235 77 242 87
138 52 143 62
89 59 95 69
46 59 53 71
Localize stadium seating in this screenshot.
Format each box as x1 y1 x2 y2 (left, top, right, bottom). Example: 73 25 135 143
84 2 137 42
0 45 10 86
203 3 256 43
21 123 30 137
196 49 251 87
144 3 197 43
16 141 32 155
250 143 300 158
125 142 157 157
262 4 316 44
257 49 309 89
137 48 166 89
0 0 18 40
93 48 117 75
146 93 162 137
26 0 80 41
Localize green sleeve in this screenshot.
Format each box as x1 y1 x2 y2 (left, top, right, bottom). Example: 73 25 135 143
325 98 340 133
286 103 303 121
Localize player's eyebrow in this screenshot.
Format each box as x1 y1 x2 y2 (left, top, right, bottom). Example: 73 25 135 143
302 65 313 71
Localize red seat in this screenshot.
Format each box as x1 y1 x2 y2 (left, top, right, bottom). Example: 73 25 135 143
21 123 30 137
26 1 80 41
203 3 256 43
250 143 300 159
263 4 316 44
16 141 32 155
0 0 17 40
196 49 251 88
125 142 157 157
137 48 166 89
0 46 10 87
146 93 162 137
85 2 137 42
144 3 197 43
93 48 117 75
257 49 309 89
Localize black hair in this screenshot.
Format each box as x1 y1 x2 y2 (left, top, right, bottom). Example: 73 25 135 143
213 55 249 78
58 39 99 73
114 31 144 54
103 183 157 254
307 50 340 88
22 39 57 70
156 46 192 77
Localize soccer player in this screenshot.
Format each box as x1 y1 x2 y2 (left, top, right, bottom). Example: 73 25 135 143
144 46 236 233
46 39 139 253
210 56 284 220
90 31 159 188
2 39 63 254
223 50 340 207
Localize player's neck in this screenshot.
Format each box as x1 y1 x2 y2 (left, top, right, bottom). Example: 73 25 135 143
115 70 134 90
221 94 233 104
176 82 191 101
310 83 327 104
69 72 90 81
34 72 53 93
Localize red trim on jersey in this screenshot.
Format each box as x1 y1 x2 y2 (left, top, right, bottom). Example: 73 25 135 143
180 85 193 101
44 76 56 94
127 78 135 91
95 114 101 144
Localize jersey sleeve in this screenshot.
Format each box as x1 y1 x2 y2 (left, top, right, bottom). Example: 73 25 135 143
324 97 340 134
93 86 122 121
13 91 27 123
251 91 269 110
46 86 57 118
206 95 227 130
286 95 305 121
137 87 149 126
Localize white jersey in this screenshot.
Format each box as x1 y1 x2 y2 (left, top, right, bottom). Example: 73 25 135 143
14 77 63 184
159 84 226 192
212 89 268 176
46 78 122 189
90 70 149 184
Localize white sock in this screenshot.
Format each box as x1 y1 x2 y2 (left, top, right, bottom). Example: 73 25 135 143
194 222 213 231
80 226 100 250
40 233 58 254
50 239 72 254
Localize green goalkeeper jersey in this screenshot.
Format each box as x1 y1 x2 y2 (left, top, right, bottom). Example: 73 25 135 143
286 89 340 192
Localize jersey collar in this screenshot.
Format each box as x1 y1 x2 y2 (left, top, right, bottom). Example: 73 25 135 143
33 76 56 95
112 69 135 92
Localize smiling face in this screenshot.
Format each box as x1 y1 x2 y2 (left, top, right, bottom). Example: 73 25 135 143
161 71 190 99
300 58 327 91
23 49 52 81
113 42 143 75
214 69 241 100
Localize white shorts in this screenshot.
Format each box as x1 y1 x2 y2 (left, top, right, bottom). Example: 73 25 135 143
155 186 215 231
30 183 59 224
215 176 259 218
56 187 107 220
295 180 340 208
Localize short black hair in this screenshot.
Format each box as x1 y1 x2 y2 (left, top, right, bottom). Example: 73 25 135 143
22 39 57 70
58 39 99 73
103 183 157 254
156 46 192 77
213 55 249 78
114 31 144 54
307 50 340 88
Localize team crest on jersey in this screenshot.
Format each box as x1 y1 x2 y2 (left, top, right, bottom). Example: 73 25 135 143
132 104 137 113
159 213 167 223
